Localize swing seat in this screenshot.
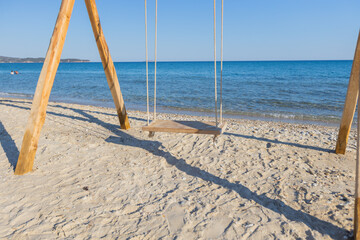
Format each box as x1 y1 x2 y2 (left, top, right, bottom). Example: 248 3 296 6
142 120 226 135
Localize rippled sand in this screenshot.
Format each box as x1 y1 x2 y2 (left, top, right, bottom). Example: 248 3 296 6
0 98 356 239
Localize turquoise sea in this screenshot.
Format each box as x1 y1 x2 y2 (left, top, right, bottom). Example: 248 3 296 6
0 61 352 124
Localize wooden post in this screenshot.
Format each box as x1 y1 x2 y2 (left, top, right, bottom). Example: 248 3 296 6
14 0 75 175
335 31 360 154
356 75 360 240
85 0 130 130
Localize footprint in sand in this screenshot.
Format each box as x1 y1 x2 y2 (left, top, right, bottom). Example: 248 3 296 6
203 214 233 239
164 203 185 234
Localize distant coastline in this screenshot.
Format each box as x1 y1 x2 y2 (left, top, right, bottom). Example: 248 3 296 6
0 56 90 63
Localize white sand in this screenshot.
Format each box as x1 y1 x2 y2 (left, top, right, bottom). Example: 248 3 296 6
0 98 356 239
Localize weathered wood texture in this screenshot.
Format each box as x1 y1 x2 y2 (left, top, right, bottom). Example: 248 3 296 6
356 62 360 239
15 0 75 175
336 31 360 154
142 120 226 135
85 0 130 130
356 198 360 239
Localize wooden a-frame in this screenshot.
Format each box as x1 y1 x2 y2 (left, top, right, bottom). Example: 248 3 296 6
335 31 360 155
336 31 360 238
14 0 130 175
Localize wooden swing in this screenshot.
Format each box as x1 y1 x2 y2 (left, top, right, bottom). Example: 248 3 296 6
142 0 226 137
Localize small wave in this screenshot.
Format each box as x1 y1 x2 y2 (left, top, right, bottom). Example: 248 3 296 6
0 92 33 99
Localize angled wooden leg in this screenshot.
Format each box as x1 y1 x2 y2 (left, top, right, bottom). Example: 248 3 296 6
85 0 130 130
356 197 360 240
335 31 360 154
14 0 75 175
356 104 360 240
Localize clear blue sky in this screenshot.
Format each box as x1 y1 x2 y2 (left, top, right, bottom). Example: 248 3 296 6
0 0 359 62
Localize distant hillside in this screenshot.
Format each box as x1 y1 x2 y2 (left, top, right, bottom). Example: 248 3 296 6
0 56 90 63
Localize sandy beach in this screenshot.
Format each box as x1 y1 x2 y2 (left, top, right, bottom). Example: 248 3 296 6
0 97 356 239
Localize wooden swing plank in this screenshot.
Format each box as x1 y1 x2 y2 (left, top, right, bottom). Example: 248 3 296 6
142 120 226 135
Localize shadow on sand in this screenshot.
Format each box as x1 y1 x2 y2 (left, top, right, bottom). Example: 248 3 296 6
0 121 19 170
224 132 334 153
70 105 347 239
0 99 348 238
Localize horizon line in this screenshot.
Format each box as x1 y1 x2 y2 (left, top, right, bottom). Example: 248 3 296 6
82 59 353 63
1 59 353 63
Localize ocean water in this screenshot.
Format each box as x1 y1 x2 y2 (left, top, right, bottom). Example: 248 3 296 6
0 61 352 124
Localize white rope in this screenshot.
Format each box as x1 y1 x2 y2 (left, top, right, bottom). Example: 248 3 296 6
145 0 149 125
154 0 157 121
220 0 223 124
214 0 218 127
